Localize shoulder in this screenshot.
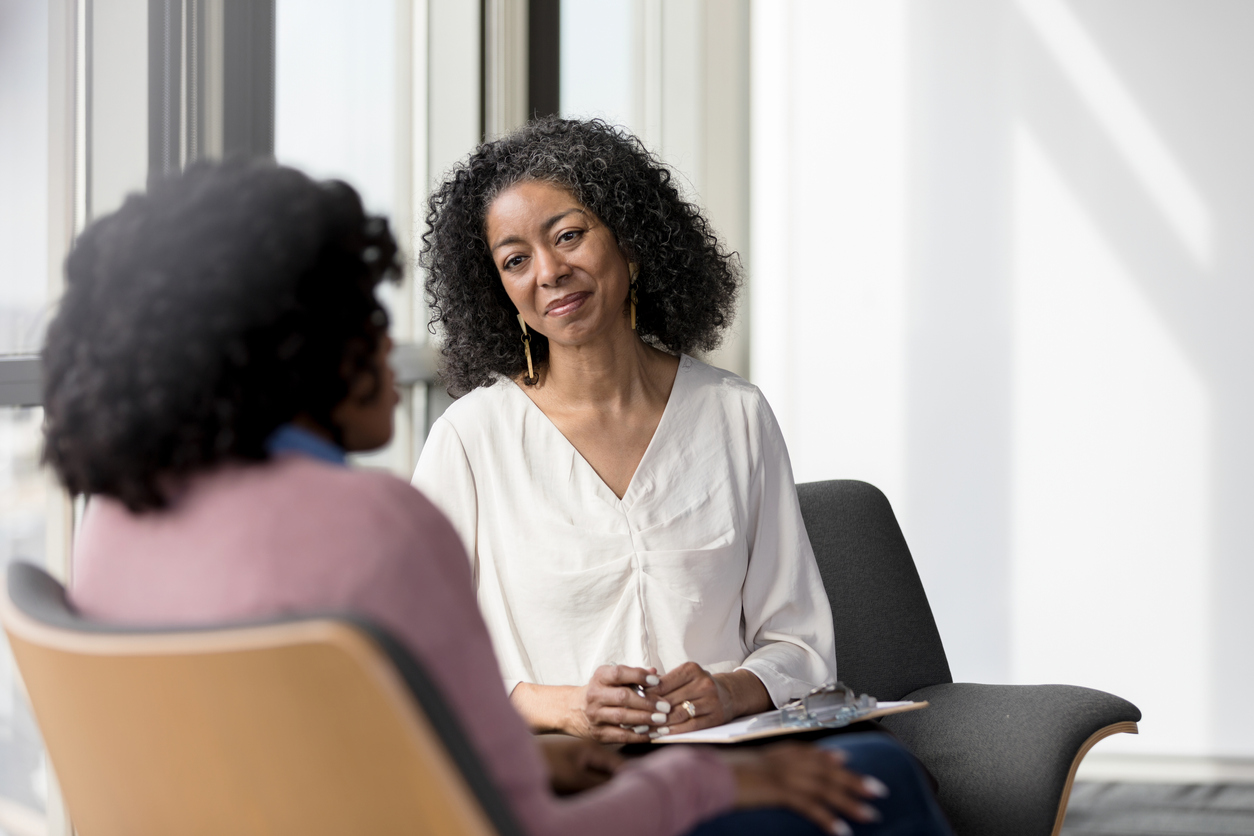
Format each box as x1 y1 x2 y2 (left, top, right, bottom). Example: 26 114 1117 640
262 456 461 554
294 460 475 593
418 379 529 473
430 377 526 437
673 356 787 469
75 457 472 612
678 355 774 425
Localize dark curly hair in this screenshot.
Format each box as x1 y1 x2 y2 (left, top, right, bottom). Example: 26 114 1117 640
42 158 401 512
421 117 740 395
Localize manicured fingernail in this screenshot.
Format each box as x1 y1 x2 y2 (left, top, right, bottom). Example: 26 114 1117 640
646 674 660 686
832 819 852 836
648 731 661 739
632 725 649 734
656 700 671 713
651 712 667 723
863 776 890 798
859 804 881 823
656 726 670 735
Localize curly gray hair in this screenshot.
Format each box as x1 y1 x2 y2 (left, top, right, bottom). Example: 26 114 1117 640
420 117 741 395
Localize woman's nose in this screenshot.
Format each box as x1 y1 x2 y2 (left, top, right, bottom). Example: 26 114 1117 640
532 247 568 286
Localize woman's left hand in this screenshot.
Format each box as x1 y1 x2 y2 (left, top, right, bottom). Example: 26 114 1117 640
652 663 772 733
537 735 624 795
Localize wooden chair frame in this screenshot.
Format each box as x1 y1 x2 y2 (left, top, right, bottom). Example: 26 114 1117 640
2 563 523 836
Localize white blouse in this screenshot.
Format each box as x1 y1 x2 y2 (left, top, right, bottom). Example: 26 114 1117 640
411 355 837 707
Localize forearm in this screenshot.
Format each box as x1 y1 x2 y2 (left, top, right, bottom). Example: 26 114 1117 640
522 746 735 836
511 681 584 734
738 640 835 708
713 669 773 719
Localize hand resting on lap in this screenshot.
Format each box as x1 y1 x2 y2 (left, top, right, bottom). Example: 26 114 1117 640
534 733 889 835
537 735 624 795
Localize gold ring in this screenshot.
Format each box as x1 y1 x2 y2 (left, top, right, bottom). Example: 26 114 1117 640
681 700 697 720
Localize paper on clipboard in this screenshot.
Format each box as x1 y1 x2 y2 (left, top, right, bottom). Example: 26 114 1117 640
653 700 928 744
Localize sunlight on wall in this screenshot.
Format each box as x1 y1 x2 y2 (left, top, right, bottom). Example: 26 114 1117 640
1015 0 1212 268
750 0 1251 763
747 0 791 426
750 0 909 505
1010 126 1211 755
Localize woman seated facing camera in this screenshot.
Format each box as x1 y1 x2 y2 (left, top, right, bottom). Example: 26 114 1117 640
43 160 951 836
414 118 833 743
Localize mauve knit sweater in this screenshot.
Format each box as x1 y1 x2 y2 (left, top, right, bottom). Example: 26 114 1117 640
71 453 735 836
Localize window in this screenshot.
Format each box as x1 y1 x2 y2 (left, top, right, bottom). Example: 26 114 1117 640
0 408 50 834
0 0 52 356
0 0 58 829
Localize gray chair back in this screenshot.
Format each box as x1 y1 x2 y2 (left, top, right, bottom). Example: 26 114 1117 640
797 480 953 701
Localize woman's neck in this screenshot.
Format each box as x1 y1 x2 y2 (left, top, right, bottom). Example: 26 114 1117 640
531 328 674 414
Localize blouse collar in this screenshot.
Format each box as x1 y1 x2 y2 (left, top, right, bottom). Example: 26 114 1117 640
265 423 347 466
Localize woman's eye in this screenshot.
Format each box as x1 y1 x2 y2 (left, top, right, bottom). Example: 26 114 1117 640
557 229 582 244
503 255 525 270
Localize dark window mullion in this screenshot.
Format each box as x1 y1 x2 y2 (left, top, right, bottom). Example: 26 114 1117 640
528 0 560 120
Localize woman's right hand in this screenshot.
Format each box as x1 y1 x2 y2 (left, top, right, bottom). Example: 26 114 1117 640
567 664 673 742
722 742 889 835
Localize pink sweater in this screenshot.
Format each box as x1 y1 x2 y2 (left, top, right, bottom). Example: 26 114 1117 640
71 454 735 836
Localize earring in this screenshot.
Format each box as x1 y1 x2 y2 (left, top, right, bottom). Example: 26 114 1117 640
629 263 640 330
517 314 537 382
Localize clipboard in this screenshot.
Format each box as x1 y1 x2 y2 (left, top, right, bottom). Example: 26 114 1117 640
653 699 928 744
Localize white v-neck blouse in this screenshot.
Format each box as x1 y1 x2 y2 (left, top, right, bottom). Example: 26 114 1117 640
412 355 837 706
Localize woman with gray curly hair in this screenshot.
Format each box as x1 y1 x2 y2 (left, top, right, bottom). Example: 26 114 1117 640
413 118 837 744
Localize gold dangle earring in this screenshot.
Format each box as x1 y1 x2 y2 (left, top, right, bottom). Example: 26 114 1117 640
629 263 640 330
517 314 537 382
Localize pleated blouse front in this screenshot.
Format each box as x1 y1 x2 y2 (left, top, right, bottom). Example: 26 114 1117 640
412 355 837 706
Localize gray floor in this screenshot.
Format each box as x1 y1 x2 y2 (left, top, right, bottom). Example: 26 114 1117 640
1060 782 1254 836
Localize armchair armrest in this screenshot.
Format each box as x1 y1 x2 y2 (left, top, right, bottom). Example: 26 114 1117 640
881 683 1141 836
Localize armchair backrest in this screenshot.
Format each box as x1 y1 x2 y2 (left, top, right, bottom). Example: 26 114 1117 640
797 480 953 700
1 562 524 836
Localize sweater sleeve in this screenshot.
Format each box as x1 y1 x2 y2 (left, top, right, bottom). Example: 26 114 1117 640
347 479 736 836
520 745 736 836
735 394 839 706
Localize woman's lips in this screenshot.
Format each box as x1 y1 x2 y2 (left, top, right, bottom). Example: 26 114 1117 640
545 291 591 317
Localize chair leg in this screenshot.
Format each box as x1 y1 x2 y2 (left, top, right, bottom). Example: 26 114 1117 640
1049 721 1139 836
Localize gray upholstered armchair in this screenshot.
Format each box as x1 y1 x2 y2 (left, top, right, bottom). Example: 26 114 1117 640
797 480 1140 836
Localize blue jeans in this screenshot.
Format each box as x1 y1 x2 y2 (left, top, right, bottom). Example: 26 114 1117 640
685 733 953 836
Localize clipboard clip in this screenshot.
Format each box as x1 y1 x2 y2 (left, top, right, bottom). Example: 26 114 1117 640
779 682 878 729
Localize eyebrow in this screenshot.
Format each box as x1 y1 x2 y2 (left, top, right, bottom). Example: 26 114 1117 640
490 208 589 253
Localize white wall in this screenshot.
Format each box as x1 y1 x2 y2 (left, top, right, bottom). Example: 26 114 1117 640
752 0 1254 760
